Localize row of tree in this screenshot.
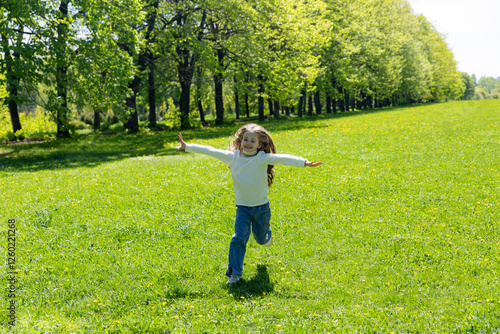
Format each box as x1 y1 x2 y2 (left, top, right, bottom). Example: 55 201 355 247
468 75 500 100
2 0 467 137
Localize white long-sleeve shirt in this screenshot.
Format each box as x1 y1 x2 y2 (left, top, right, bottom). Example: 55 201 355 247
185 144 307 207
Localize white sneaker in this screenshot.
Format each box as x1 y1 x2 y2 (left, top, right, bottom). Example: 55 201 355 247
226 275 241 284
264 236 273 247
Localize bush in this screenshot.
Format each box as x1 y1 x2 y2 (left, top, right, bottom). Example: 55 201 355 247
69 119 90 130
0 106 56 142
491 88 500 100
474 87 489 100
161 98 181 129
5 129 25 141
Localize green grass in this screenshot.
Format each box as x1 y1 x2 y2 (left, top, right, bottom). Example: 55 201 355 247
1 100 499 333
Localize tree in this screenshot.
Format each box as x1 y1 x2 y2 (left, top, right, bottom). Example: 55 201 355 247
471 74 477 85
416 15 464 101
146 0 159 128
0 0 47 135
0 26 23 134
245 0 330 118
71 0 143 132
478 76 496 93
155 1 208 129
460 72 475 100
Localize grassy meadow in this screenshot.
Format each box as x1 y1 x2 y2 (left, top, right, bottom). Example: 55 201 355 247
1 100 499 333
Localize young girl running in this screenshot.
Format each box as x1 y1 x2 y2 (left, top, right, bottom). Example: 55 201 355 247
177 123 322 284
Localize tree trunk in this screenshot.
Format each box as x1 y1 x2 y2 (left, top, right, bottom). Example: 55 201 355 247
314 90 322 115
194 66 206 125
148 64 156 127
234 76 239 119
244 73 250 117
125 51 146 133
146 0 158 128
258 74 264 121
94 110 101 131
338 88 345 112
329 77 337 114
214 48 225 125
361 91 367 109
326 93 332 114
298 87 305 118
1 33 22 133
308 95 313 116
177 46 194 129
344 89 350 111
178 75 192 129
268 99 274 116
125 93 139 132
273 101 280 119
197 100 205 125
176 11 206 129
245 93 249 117
7 85 21 134
56 0 70 138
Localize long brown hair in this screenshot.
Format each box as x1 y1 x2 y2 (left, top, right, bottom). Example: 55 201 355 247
232 123 277 187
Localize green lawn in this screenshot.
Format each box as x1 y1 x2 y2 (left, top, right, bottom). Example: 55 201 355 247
1 100 499 333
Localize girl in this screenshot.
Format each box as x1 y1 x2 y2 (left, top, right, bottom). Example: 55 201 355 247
177 123 322 284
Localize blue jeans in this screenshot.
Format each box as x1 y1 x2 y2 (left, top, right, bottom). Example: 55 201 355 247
226 203 272 278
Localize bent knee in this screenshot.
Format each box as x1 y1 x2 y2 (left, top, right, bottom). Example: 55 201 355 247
231 234 249 244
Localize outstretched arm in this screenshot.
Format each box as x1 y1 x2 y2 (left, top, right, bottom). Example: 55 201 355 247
177 133 234 165
261 153 323 168
305 161 323 167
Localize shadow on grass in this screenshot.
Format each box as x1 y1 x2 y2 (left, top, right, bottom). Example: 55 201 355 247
226 264 274 300
0 105 420 173
162 286 210 300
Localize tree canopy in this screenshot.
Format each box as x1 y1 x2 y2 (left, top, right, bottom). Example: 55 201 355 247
1 0 473 136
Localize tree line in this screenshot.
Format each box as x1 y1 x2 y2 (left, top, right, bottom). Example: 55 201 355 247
1 0 472 137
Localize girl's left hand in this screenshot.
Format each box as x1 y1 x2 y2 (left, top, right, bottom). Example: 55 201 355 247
177 133 186 151
305 161 323 167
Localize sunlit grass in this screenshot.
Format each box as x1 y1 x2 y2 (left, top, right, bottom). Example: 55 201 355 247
1 100 499 332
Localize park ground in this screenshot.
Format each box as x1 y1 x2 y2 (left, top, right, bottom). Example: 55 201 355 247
0 100 499 333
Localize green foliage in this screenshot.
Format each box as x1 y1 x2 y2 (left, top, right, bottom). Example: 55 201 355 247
478 76 496 93
460 72 476 100
161 97 181 129
470 77 500 100
474 87 489 100
0 107 56 141
415 15 464 101
69 119 91 131
1 0 470 135
319 0 463 105
1 100 499 332
0 75 7 114
490 88 500 100
69 0 144 122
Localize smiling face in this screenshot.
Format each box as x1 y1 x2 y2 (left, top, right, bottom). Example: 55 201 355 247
241 131 261 153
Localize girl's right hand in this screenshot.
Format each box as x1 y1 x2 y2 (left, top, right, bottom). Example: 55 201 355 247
305 160 323 167
178 133 186 151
